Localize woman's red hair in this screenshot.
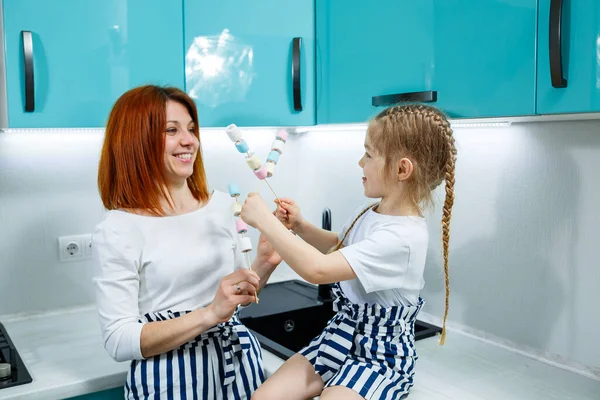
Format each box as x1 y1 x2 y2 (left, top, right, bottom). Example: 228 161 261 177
98 85 209 215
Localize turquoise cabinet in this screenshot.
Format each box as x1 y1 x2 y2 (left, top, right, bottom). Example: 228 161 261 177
537 0 600 114
433 0 537 118
316 0 537 123
66 387 124 400
2 0 184 128
184 0 315 127
316 0 435 124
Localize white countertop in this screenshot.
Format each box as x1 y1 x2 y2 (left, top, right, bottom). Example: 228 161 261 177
0 306 598 400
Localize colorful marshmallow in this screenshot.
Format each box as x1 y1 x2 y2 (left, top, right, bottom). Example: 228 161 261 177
275 130 289 143
236 219 248 234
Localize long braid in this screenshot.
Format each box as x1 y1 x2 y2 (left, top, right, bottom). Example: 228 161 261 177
433 112 456 345
329 203 378 253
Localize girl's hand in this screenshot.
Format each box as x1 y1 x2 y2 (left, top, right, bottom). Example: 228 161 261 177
207 269 260 323
240 193 273 228
274 198 304 232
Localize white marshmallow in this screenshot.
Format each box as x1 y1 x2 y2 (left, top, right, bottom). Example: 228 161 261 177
226 124 243 142
232 202 242 216
240 236 252 252
246 153 262 170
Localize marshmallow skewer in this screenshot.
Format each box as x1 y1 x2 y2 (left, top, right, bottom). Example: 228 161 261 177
225 124 287 205
228 183 259 304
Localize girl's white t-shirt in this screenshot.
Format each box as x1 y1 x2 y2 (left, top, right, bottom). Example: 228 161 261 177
338 206 429 307
92 190 244 362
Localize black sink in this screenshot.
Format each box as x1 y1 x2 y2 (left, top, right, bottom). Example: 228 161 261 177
239 280 442 360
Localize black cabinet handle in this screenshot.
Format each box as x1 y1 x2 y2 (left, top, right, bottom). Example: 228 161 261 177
322 208 331 231
549 0 567 88
292 37 302 111
372 90 437 107
21 31 35 112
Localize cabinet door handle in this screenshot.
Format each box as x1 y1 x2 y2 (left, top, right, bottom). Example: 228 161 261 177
292 37 302 112
372 90 437 107
21 31 35 112
549 0 567 88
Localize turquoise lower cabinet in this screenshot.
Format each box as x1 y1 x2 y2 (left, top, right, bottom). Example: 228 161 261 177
2 0 184 128
65 387 124 400
184 0 315 127
317 0 537 123
316 0 435 124
537 0 600 114
433 0 537 118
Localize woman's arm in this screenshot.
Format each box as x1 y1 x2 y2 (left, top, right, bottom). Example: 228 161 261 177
241 194 357 285
139 269 259 358
94 226 259 361
250 233 282 294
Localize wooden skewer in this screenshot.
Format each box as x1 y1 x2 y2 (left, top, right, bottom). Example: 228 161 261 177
264 178 281 205
242 232 259 304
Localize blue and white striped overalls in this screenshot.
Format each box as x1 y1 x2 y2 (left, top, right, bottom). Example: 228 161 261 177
125 311 264 399
300 283 424 400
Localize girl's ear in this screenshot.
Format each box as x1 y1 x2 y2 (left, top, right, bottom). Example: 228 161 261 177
397 158 414 181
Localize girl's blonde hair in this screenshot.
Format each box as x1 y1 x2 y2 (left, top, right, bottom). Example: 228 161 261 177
330 104 457 345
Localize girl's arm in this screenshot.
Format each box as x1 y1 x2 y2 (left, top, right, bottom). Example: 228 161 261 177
275 198 339 253
294 219 340 254
242 194 357 284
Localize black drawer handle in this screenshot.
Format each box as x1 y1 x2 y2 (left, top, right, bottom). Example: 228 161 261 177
292 37 302 112
21 31 35 112
372 90 437 107
549 0 567 88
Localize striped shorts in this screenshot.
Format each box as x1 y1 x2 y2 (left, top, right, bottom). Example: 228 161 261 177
300 284 423 400
125 311 264 400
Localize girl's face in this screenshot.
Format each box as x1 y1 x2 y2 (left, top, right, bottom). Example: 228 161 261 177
358 133 387 198
163 101 199 186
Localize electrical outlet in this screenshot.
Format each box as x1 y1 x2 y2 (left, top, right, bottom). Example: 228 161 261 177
58 234 92 262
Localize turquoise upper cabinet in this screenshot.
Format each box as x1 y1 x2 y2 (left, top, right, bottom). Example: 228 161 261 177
537 0 600 114
316 1 435 124
2 0 184 128
316 0 537 124
433 0 537 118
183 0 315 127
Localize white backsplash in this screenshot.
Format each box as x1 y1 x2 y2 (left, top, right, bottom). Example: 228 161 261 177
0 120 599 378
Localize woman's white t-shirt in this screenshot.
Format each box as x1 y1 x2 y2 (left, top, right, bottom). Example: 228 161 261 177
338 206 429 307
92 190 244 362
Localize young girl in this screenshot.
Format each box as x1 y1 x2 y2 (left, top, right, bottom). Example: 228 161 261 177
241 104 457 400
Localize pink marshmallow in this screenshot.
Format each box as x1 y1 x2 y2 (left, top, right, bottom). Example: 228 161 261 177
236 219 248 234
276 130 288 143
253 166 268 180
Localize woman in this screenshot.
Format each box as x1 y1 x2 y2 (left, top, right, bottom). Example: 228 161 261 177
93 85 281 399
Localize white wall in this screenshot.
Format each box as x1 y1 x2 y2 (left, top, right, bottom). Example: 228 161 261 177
0 120 598 378
421 120 600 378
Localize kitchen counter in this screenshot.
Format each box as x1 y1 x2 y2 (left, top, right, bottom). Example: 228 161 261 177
0 306 598 400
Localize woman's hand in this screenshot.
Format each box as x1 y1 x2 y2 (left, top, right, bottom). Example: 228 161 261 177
207 269 260 324
240 193 273 228
274 198 304 232
256 233 282 268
